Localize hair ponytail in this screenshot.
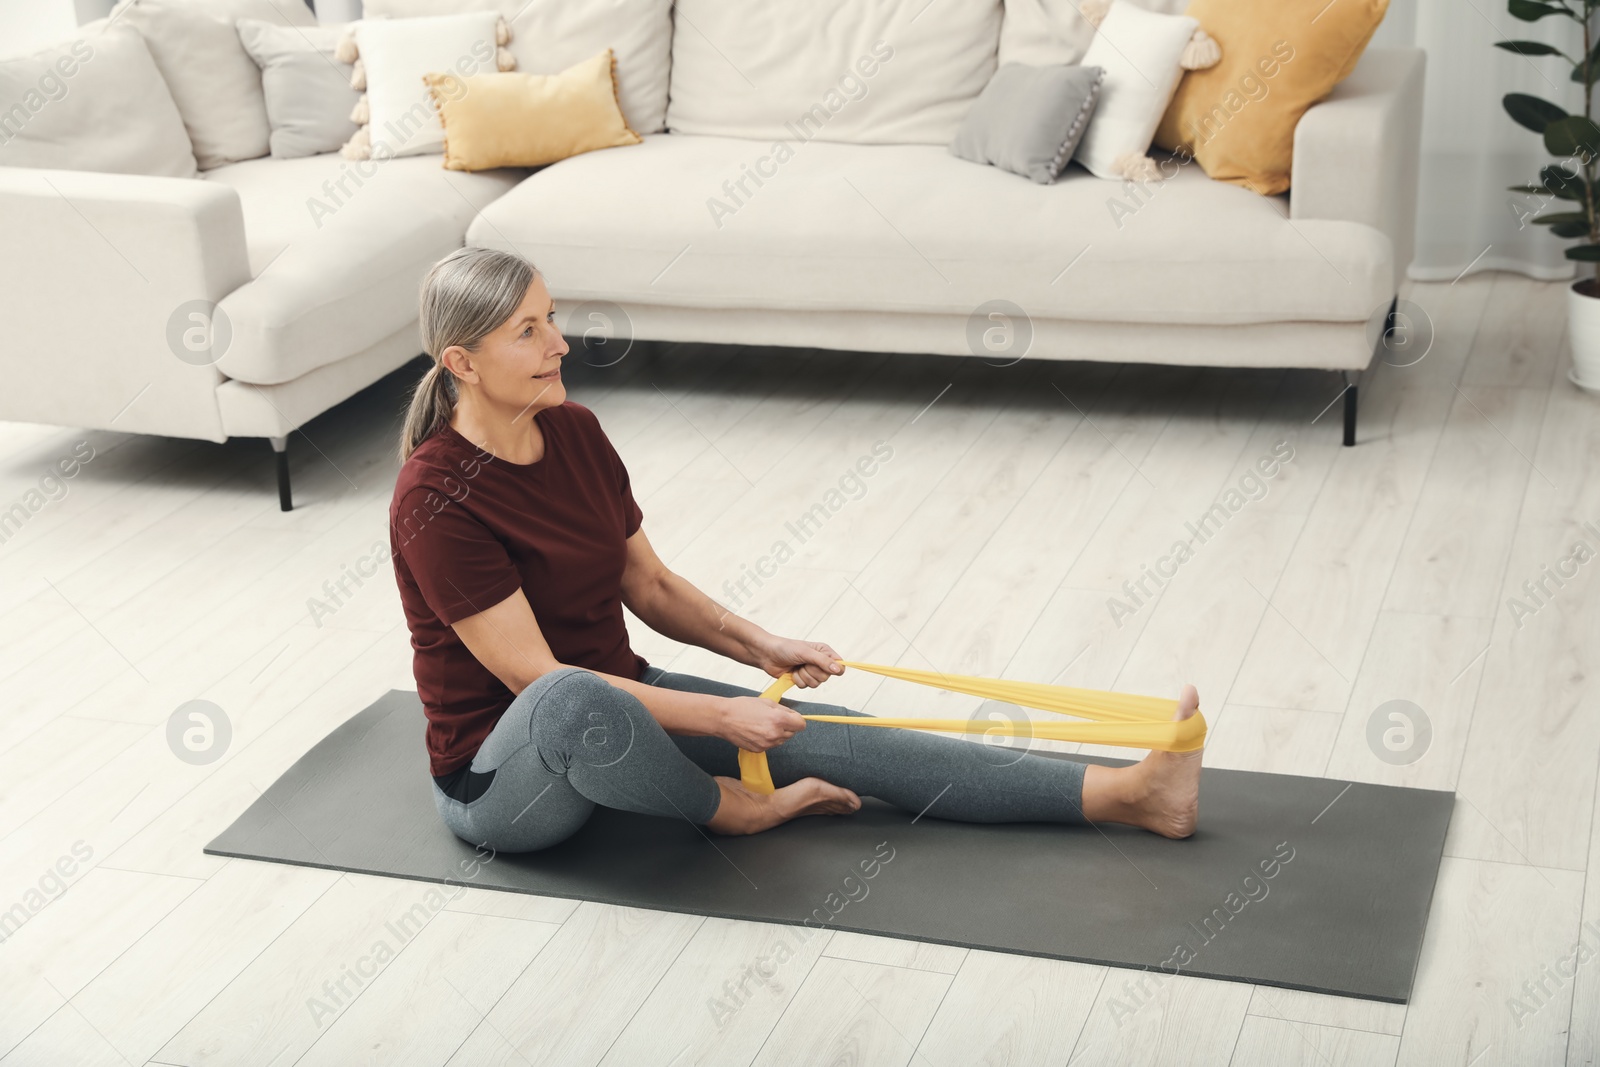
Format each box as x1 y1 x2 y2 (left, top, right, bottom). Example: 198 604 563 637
400 246 538 463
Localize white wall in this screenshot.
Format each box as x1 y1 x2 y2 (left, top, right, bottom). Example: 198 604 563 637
314 0 360 22
1370 0 1417 50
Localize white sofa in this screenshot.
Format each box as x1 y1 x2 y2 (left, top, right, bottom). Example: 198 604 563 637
0 0 1423 510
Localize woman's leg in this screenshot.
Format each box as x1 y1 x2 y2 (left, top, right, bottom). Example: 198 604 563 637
646 669 1095 825
433 666 724 853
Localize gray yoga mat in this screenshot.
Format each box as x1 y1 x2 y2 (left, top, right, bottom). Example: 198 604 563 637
205 690 1454 1002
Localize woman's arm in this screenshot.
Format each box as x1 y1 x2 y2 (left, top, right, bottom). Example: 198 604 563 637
619 528 844 688
618 529 770 669
450 588 805 750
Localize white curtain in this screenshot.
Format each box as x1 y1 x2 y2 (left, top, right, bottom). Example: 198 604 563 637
1380 0 1589 281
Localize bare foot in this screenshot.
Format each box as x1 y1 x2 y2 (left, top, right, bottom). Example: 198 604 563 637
705 775 861 835
1083 684 1203 838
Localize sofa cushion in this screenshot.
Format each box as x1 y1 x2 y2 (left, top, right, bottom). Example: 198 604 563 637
205 152 523 384
109 0 317 170
466 133 1392 326
360 0 673 135
0 22 198 178
666 0 1002 146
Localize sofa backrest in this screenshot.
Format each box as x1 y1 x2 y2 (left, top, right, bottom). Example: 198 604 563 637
999 0 1191 67
666 0 1002 146
360 0 673 135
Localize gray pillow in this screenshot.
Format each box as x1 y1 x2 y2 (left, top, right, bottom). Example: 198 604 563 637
236 19 358 159
950 63 1105 184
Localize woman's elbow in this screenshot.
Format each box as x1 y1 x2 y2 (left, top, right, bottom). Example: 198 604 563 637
503 657 564 695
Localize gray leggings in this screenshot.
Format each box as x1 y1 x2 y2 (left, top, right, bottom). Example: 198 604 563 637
431 664 1092 853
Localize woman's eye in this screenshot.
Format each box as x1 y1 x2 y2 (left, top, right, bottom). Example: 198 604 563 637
521 326 533 338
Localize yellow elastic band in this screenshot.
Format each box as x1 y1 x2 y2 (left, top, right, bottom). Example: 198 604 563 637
736 659 1206 795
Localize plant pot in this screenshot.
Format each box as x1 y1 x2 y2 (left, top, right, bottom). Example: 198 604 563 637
1569 279 1600 393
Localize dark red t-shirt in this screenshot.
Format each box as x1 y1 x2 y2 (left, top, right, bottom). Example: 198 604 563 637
389 401 649 776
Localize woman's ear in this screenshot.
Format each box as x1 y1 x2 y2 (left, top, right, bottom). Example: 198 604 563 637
440 344 477 384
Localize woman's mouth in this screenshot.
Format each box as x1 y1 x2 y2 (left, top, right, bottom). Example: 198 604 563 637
534 369 561 380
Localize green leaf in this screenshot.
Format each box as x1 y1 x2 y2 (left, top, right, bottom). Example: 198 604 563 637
1551 221 1593 237
1509 183 1579 202
1531 210 1591 225
1566 244 1600 260
1497 39 1563 55
1510 0 1569 19
1505 92 1569 133
1544 114 1600 156
1541 163 1589 197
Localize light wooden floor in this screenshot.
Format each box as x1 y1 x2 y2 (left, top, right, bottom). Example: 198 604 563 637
1 271 1596 1066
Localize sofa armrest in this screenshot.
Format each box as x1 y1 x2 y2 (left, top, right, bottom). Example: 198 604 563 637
1291 47 1426 291
0 167 251 441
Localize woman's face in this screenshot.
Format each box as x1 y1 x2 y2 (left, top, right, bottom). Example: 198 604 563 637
446 275 569 415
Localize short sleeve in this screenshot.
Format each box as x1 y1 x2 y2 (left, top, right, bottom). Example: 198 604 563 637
392 485 523 625
619 456 643 537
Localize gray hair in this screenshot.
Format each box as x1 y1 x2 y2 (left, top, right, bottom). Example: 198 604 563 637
399 246 538 462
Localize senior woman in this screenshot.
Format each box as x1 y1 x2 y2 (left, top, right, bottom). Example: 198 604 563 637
389 247 1203 853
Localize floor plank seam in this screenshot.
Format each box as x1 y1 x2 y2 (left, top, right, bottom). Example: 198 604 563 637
990 383 1161 687
654 355 889 568
817 949 967 977
1241 1010 1400 1038
593 914 708 1065
1117 375 1283 706
439 898 596 1062
1062 967 1110 1066
1560 741 1600 1067
1313 353 1469 781
743 931 835 1065
1432 313 1559 859
841 370 1083 677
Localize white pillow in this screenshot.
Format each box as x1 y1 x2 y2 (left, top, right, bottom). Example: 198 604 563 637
345 12 503 159
108 0 317 170
1072 1 1196 180
360 0 673 136
0 23 199 178
666 0 1002 146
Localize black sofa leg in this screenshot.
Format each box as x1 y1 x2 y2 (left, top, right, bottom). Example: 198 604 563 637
1340 296 1396 447
271 435 292 511
1343 380 1358 447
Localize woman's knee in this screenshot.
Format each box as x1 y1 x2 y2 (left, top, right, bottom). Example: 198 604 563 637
523 668 641 771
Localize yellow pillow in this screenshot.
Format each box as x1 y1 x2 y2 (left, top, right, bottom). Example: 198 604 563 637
423 50 640 171
1153 0 1389 195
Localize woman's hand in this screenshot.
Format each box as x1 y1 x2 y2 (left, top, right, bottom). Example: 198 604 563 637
719 695 808 752
749 634 845 689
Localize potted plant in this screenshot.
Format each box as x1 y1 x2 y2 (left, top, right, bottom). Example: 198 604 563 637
1501 0 1600 390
